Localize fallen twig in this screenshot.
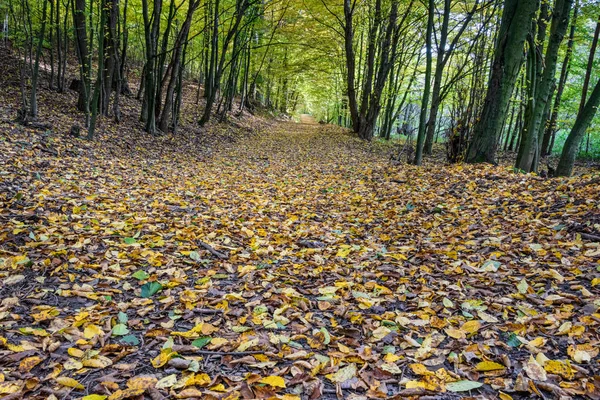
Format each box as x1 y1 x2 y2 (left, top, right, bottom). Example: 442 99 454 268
577 232 600 242
195 308 224 314
197 240 228 259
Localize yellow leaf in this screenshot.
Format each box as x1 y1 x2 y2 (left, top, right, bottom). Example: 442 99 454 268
384 353 401 363
475 361 506 372
185 373 211 387
63 358 83 370
175 388 204 398
156 374 177 389
336 245 352 258
415 335 433 360
499 392 513 400
82 395 108 400
126 376 157 390
557 322 572 335
371 326 391 341
83 325 104 339
68 348 85 358
258 375 286 388
409 363 434 376
544 360 575 379
236 337 259 352
82 356 112 369
592 278 600 286
0 381 23 394
56 377 85 390
326 363 357 383
444 328 466 340
19 356 43 373
208 337 228 349
461 320 481 334
528 337 546 347
107 388 145 400
151 348 176 368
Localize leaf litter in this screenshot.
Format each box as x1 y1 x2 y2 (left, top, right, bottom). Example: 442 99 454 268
0 120 599 399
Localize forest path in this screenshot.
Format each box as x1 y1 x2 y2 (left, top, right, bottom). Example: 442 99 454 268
299 113 318 124
0 120 599 399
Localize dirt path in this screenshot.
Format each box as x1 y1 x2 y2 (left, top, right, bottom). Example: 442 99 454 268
299 114 318 124
0 121 599 399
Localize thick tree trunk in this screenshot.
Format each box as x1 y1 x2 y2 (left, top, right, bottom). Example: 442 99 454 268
515 0 573 172
466 0 539 164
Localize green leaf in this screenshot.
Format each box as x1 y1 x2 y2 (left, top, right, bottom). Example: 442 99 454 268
446 380 483 392
192 337 212 349
189 251 201 261
112 323 130 336
481 260 500 272
132 270 149 280
141 282 163 298
517 279 529 294
118 311 128 324
123 237 137 245
506 332 522 347
320 327 331 345
121 334 140 345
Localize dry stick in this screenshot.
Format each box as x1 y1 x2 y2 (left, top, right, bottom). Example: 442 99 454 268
197 240 228 259
194 308 224 315
577 232 600 241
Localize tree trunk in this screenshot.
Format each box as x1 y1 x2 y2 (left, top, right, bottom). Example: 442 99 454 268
542 0 577 156
29 0 49 118
88 0 107 140
515 0 573 172
73 0 90 113
343 0 360 133
466 0 539 164
556 78 600 176
413 0 434 165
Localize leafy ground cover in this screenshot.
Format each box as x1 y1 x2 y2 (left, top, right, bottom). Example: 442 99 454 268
1 120 600 399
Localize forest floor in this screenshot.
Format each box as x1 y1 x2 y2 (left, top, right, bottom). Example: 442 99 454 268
1 114 600 400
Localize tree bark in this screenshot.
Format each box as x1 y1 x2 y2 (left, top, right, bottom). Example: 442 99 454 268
515 0 573 172
466 0 539 164
29 0 49 118
556 78 600 176
542 0 578 156
73 0 90 113
413 0 434 165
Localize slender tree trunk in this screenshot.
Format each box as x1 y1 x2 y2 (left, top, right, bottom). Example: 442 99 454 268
542 0 578 156
88 0 107 140
49 0 55 90
556 78 600 176
414 0 434 165
578 15 599 154
73 0 90 113
29 0 49 118
343 0 359 133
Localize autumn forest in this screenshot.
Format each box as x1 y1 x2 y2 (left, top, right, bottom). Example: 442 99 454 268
0 0 600 399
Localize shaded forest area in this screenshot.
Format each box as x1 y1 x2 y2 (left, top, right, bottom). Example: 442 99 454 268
1 0 600 174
